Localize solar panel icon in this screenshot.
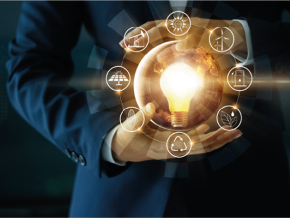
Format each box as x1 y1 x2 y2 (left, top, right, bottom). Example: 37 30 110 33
108 71 129 86
106 66 131 92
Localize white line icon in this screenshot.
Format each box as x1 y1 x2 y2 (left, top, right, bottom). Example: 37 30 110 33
232 70 246 87
108 70 129 86
214 29 229 51
227 66 253 92
171 136 187 152
216 106 242 131
220 111 238 127
127 109 136 130
120 107 145 132
166 132 192 158
166 11 191 36
209 27 234 52
124 27 149 52
106 66 131 92
128 31 146 48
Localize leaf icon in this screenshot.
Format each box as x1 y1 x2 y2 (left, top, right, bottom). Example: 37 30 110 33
230 116 237 127
127 109 136 130
128 109 135 118
220 111 238 127
221 111 232 126
141 30 145 38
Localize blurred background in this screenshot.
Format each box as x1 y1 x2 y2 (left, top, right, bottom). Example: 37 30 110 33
0 1 94 216
0 1 290 217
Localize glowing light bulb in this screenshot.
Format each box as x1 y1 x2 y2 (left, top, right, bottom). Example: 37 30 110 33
160 62 201 127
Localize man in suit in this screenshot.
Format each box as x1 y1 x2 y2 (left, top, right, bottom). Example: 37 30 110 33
6 1 290 216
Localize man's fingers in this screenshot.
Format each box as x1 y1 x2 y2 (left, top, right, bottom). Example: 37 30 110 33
190 126 233 150
202 130 243 153
141 23 171 45
122 103 156 131
186 124 210 137
156 44 177 63
190 128 242 153
175 34 199 51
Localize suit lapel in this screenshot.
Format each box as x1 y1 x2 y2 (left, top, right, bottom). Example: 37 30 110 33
147 1 172 20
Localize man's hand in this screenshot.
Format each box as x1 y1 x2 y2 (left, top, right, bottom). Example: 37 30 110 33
115 18 245 162
119 18 246 55
112 103 242 162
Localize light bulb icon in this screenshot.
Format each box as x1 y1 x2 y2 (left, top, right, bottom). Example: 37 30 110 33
160 62 201 127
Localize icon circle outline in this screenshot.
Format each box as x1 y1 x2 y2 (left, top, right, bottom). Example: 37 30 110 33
106 66 131 92
216 105 242 131
209 27 235 53
227 66 253 92
166 132 192 158
166 11 191 36
120 107 145 132
124 27 150 52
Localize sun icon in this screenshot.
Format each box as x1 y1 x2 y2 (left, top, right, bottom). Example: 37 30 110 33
169 16 187 32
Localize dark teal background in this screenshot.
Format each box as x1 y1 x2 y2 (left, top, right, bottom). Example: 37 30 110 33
0 1 94 216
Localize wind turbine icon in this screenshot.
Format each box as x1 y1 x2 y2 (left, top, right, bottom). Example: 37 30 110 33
215 29 229 51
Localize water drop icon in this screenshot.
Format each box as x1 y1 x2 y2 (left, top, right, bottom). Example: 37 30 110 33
231 111 235 117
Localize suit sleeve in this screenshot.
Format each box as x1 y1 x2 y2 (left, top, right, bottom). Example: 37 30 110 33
6 1 129 178
246 15 290 64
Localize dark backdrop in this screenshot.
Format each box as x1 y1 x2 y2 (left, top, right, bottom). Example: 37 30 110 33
0 1 290 217
0 1 94 216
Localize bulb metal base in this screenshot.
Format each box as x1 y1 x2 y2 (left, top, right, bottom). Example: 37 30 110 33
171 111 188 128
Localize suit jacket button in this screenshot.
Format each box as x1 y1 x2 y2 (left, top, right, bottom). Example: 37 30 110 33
65 149 71 159
71 152 79 163
79 155 86 166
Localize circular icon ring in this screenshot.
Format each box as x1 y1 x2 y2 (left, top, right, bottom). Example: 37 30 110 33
106 66 131 92
227 66 253 92
120 107 145 132
216 105 242 131
209 27 235 53
166 11 191 36
124 27 149 52
166 132 192 158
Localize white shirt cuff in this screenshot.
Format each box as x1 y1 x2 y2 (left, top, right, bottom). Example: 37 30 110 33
232 19 253 66
101 124 126 166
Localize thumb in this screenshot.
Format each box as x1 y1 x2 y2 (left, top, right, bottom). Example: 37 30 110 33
123 103 156 131
175 34 198 51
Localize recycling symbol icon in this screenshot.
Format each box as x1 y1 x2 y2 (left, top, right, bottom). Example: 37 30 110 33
171 136 187 152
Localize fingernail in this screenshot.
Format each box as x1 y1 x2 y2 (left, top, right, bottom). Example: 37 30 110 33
145 103 152 114
234 133 243 139
217 133 225 140
176 43 184 51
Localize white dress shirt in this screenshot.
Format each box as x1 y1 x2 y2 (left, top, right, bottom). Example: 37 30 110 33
102 3 253 166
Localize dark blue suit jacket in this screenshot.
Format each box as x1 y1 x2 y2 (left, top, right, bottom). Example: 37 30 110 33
6 1 290 217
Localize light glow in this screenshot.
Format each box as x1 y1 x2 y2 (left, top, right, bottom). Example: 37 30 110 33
160 62 202 113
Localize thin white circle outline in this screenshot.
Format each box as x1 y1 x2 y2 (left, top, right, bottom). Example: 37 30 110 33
166 132 192 158
216 105 242 131
120 107 145 132
227 66 253 92
166 11 191 36
106 66 131 92
120 43 239 144
209 27 235 53
124 27 149 52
